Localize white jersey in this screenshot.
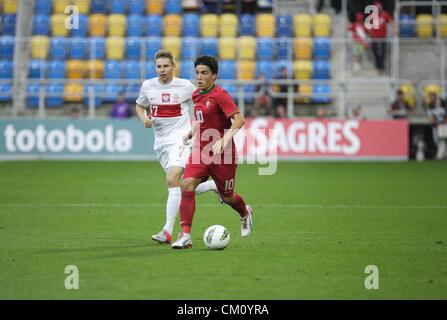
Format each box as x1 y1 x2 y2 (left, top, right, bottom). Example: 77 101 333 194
136 77 196 150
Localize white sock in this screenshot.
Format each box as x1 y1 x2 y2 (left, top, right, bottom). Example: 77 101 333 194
163 187 181 235
195 180 217 195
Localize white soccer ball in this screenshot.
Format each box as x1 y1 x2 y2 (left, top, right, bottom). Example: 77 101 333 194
203 225 230 250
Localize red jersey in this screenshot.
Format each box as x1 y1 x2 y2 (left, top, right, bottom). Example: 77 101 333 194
370 11 393 38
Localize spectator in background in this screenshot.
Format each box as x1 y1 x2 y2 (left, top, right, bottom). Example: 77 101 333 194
69 106 81 118
389 89 412 119
427 92 447 160
111 92 132 118
346 105 365 120
349 12 370 74
273 66 289 115
275 105 287 118
253 73 273 116
241 0 257 14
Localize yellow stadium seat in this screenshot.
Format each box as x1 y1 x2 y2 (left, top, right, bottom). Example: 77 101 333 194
220 14 238 37
294 14 312 37
294 37 313 60
106 36 125 60
297 83 312 104
147 0 164 14
294 60 312 80
54 0 70 14
164 14 182 37
200 14 219 37
313 13 331 37
4 0 17 13
108 14 127 37
399 84 416 109
31 36 49 59
89 14 107 37
162 36 181 60
417 14 434 38
66 60 85 79
440 14 447 38
51 14 69 36
73 0 90 14
218 37 237 60
237 60 256 80
256 13 276 37
64 83 84 102
423 83 441 105
86 60 104 79
238 36 256 60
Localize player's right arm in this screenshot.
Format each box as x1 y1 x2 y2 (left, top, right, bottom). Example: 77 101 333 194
136 103 153 128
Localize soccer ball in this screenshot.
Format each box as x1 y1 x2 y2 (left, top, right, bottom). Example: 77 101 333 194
203 225 230 250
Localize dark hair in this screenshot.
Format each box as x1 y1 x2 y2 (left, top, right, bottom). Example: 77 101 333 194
194 55 218 74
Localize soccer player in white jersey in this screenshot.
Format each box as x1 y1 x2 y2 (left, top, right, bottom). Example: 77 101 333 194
135 50 218 244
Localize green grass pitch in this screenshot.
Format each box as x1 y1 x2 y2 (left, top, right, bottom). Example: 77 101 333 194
0 161 446 299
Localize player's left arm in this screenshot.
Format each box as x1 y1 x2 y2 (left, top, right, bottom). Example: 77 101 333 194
212 112 245 154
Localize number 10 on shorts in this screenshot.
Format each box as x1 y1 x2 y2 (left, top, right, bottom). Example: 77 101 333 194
225 179 234 191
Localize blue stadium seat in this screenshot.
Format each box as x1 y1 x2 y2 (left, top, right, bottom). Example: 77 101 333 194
312 84 331 103
239 14 255 36
0 84 12 102
124 60 141 79
400 14 416 37
180 60 195 81
35 0 52 15
104 60 123 79
103 84 123 102
313 37 331 60
274 60 292 78
71 14 88 37
257 37 275 60
219 60 236 79
3 14 16 36
220 84 236 96
46 82 64 108
127 14 145 37
27 83 41 108
256 60 274 79
83 84 103 107
28 60 47 78
183 13 200 37
124 84 140 102
70 37 87 59
276 37 292 60
0 60 13 79
90 0 107 13
276 15 293 37
47 60 66 78
313 60 330 79
88 37 105 59
125 37 142 59
244 85 256 104
200 37 218 57
33 14 50 35
128 0 145 15
144 61 157 79
50 37 68 59
109 0 126 13
165 0 182 14
145 37 162 59
0 36 15 59
182 37 198 60
146 15 163 37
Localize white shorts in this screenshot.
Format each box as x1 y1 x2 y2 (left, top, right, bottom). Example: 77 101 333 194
156 141 192 172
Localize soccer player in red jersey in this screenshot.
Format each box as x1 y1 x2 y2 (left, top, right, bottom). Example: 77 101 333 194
171 55 253 249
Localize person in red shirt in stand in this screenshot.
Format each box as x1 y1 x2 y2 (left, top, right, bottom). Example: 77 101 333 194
349 12 370 74
369 1 394 73
171 55 253 249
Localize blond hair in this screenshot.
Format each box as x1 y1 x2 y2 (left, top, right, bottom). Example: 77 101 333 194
154 50 176 65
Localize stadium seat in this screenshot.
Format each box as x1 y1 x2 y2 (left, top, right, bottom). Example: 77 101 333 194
423 83 441 105
293 60 312 80
237 60 255 80
50 37 68 59
276 37 292 60
46 82 64 107
144 61 157 79
104 60 123 79
313 13 331 37
277 15 293 37
54 0 70 14
89 14 107 37
127 14 145 37
297 83 312 104
108 14 127 37
220 14 238 37
399 83 416 109
183 13 200 37
312 84 331 103
4 0 17 13
164 14 182 37
70 37 87 59
35 0 52 15
416 14 434 38
257 37 275 60
106 36 125 60
294 37 313 60
103 84 123 102
28 60 47 79
145 37 162 59
313 37 331 60
218 37 237 60
0 60 12 79
31 36 49 59
180 60 195 81
238 36 256 60
293 14 312 37
274 60 292 78
83 83 103 107
129 0 145 15
165 0 182 14
0 84 12 102
182 37 199 60
51 14 69 36
256 13 275 37
200 14 219 37
200 37 218 57
33 14 50 36
86 59 104 78
219 60 236 79
2 14 16 35
66 60 86 79
0 36 14 59
47 60 66 78
27 83 40 108
70 14 88 37
399 14 416 37
73 0 91 14
110 0 126 13
88 37 105 59
239 14 255 36
256 60 274 79
147 0 165 15
440 14 447 38
313 60 330 79
126 37 142 59
220 83 236 96
124 84 140 102
64 82 84 102
90 0 107 13
124 60 141 79
146 14 163 37
162 36 181 60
